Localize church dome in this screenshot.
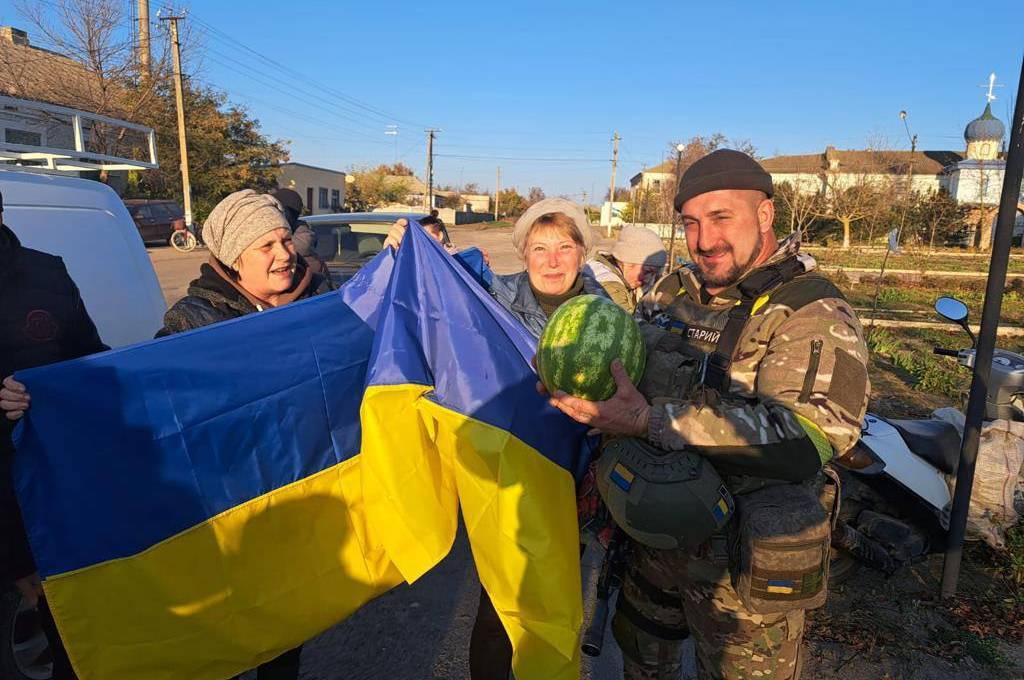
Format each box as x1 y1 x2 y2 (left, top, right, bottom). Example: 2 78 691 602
965 103 1006 143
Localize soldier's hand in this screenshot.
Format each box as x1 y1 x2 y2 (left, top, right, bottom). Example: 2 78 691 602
383 218 409 251
546 360 650 437
1 375 30 421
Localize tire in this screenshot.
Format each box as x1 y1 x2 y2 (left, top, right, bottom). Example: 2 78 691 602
169 230 197 253
828 549 861 586
0 588 52 680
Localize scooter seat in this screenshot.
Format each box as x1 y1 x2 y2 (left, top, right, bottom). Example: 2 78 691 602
888 419 962 475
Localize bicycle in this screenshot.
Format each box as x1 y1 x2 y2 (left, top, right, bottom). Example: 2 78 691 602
169 222 202 253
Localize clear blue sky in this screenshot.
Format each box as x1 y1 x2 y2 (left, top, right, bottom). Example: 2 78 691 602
3 0 1022 200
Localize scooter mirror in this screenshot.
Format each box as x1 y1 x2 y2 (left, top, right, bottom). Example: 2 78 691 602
935 296 969 324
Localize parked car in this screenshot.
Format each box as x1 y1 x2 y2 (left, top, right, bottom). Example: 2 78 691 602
300 212 437 284
124 199 185 245
1 169 167 680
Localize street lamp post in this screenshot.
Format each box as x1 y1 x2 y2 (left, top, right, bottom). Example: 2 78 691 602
667 143 685 269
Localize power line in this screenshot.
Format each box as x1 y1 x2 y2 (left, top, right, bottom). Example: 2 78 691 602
187 12 431 130
198 44 387 135
435 153 609 162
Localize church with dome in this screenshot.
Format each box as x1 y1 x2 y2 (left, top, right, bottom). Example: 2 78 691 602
760 72 1012 208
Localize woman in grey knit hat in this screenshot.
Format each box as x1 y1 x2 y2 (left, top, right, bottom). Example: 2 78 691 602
157 189 333 337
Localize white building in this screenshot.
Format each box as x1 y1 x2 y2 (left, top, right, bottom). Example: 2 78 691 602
275 162 346 215
762 82 1011 212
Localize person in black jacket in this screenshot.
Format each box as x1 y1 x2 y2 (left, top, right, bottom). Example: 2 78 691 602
270 187 333 285
158 189 331 680
0 188 107 680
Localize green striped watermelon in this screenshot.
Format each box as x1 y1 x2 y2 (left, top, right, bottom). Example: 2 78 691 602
536 294 646 401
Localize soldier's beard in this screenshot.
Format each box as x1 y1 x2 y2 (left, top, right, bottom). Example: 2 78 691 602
696 232 763 289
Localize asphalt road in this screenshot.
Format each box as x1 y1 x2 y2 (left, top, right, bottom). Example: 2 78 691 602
148 225 697 679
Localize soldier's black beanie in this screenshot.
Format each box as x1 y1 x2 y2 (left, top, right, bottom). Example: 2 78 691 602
673 149 773 212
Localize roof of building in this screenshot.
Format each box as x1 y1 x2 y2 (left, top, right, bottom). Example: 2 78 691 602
0 26 105 111
277 161 346 175
761 147 964 176
964 103 1006 143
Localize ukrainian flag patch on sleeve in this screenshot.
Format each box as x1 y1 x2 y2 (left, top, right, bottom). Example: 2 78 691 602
710 485 733 524
610 463 635 492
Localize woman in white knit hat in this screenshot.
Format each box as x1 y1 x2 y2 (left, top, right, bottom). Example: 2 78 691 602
157 189 333 338
385 198 610 678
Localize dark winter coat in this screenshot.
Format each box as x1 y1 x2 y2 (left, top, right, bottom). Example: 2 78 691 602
157 256 332 337
0 224 107 582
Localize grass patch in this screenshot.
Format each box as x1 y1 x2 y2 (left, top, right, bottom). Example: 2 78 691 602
866 328 969 399
930 626 1010 666
808 246 1024 274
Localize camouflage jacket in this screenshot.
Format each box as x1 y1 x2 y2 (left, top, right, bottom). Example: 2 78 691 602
636 234 869 484
583 252 638 314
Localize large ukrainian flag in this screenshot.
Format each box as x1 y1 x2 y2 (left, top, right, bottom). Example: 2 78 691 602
361 225 589 679
12 254 403 679
13 223 590 679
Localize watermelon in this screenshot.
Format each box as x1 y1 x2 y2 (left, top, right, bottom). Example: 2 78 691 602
536 294 646 401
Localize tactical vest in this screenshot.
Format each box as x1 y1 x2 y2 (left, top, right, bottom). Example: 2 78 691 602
643 255 844 401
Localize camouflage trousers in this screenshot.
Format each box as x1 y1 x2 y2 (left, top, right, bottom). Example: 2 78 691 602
612 542 805 680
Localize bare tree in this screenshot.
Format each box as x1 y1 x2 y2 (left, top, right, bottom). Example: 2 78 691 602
816 172 883 249
10 0 180 177
773 180 821 234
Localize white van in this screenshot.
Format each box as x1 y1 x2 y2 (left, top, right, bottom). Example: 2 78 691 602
0 170 166 347
0 169 166 680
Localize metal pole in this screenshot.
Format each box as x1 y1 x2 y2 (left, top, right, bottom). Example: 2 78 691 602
941 56 1024 598
425 129 435 212
162 14 192 228
668 146 683 268
608 132 620 236
494 166 500 220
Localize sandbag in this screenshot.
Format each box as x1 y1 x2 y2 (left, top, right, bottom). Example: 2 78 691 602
932 408 1024 549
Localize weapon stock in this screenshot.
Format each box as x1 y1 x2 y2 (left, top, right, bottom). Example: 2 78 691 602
581 530 626 657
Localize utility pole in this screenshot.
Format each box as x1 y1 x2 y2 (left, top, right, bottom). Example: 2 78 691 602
424 129 437 212
160 11 192 228
607 132 620 236
494 166 501 220
137 0 151 77
668 143 684 269
942 56 1024 598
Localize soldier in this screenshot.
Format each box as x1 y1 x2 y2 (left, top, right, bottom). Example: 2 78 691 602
547 149 870 679
584 225 667 314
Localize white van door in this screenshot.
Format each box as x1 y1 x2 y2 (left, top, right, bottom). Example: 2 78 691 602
1 172 166 348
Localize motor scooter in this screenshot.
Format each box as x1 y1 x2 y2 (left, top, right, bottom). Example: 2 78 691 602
829 296 1024 581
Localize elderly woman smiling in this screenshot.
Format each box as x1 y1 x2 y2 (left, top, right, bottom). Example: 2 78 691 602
488 197 611 336
384 197 609 679
157 189 333 336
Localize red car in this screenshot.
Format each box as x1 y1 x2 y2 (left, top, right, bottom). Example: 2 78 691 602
124 200 185 245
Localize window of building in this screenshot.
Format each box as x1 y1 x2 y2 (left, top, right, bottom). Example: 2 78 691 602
5 127 42 146
318 187 329 210
331 189 340 211
651 179 661 190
